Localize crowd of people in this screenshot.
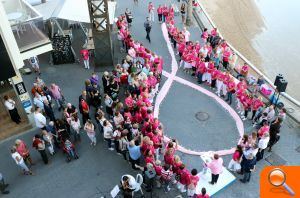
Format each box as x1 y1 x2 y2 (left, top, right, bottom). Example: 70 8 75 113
114 12 217 198
3 1 288 198
164 1 286 184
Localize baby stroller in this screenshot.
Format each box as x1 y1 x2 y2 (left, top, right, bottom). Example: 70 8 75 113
62 139 79 162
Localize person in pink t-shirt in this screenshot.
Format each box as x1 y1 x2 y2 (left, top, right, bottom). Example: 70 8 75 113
201 28 209 42
251 96 264 120
80 49 90 69
188 169 200 197
205 154 223 185
228 145 243 172
177 164 191 193
148 2 155 22
157 5 163 23
162 4 168 22
258 121 270 138
226 78 236 105
196 187 210 198
222 47 231 70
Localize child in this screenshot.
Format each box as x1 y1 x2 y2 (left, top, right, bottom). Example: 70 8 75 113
160 164 173 192
196 187 210 198
64 139 79 161
188 169 200 197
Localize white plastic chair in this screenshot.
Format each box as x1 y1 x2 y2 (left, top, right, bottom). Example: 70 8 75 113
133 174 144 197
11 25 21 38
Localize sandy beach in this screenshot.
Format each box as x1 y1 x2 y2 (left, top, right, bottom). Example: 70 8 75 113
200 0 300 101
200 0 265 68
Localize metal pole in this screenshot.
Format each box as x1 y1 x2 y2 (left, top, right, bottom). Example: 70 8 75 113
185 0 193 26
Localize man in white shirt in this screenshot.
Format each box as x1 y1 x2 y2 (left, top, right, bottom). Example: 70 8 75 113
4 95 21 124
183 27 190 43
257 133 270 161
34 107 46 130
11 147 32 175
33 92 45 111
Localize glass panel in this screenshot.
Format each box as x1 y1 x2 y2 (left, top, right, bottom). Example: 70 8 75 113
2 0 51 52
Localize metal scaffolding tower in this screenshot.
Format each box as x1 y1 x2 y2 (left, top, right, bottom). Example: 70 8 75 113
87 0 113 68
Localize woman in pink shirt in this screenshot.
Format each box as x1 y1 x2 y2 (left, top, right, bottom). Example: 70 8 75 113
196 187 210 198
222 47 231 70
177 164 191 193
188 169 200 197
15 139 34 166
157 5 163 23
201 28 209 43
228 145 243 172
258 121 270 138
251 96 264 120
205 154 223 185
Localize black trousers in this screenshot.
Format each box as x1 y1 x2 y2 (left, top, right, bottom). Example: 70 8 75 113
9 108 21 124
251 110 257 120
129 156 140 170
226 92 233 105
211 174 219 184
241 172 251 182
39 149 48 164
223 60 229 70
158 14 162 22
256 148 265 161
0 178 7 192
82 112 90 125
211 79 216 88
146 30 151 42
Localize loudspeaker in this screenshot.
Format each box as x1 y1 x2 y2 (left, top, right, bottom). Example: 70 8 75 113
277 79 288 93
274 74 283 87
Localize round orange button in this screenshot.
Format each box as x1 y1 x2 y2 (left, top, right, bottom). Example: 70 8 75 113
269 169 286 186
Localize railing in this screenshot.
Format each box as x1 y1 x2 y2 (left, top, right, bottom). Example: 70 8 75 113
193 0 300 108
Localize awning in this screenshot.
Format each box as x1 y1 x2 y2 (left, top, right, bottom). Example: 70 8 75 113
26 0 91 23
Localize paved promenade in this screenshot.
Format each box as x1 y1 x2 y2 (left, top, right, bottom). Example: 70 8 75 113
0 0 299 198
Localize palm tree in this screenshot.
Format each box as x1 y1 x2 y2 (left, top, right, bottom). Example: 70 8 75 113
185 0 193 26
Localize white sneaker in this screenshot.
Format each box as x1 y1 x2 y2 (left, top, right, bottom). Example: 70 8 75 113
181 189 187 193
242 117 247 121
108 148 114 151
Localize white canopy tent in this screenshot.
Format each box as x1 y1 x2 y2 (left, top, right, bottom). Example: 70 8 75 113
27 0 91 23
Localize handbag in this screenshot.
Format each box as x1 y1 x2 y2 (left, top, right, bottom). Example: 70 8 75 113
128 14 133 20
175 174 181 181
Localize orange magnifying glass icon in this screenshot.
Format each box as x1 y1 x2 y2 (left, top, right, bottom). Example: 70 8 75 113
268 168 295 196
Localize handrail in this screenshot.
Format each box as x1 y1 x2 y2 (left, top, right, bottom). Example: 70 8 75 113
194 0 300 107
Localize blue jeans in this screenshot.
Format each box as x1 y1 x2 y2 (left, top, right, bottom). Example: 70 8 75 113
67 149 75 158
242 172 251 182
104 138 112 148
97 123 103 134
197 73 203 83
226 92 233 104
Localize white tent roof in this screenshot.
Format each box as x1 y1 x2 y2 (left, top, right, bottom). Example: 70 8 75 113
28 0 90 23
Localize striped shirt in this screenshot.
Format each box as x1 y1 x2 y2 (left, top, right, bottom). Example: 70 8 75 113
161 169 173 181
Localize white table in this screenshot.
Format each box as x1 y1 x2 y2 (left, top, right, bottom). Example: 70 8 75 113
7 12 23 21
